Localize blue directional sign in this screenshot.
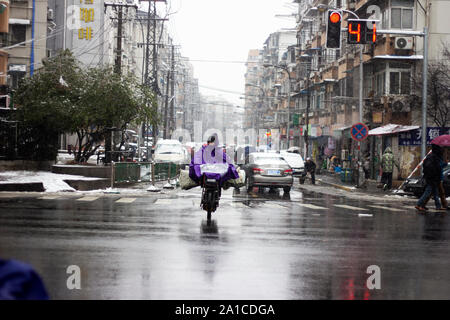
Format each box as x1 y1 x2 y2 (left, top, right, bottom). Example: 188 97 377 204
351 122 369 142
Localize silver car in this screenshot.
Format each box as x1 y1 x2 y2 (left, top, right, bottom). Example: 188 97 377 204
242 152 293 193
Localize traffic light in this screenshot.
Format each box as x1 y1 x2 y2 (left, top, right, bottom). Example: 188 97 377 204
326 10 342 49
347 20 377 44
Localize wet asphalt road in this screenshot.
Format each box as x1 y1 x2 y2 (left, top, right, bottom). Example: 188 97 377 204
0 186 450 300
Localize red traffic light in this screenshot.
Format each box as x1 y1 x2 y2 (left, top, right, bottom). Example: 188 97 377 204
330 12 341 24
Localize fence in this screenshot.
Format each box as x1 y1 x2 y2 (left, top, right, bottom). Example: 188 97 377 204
111 161 180 186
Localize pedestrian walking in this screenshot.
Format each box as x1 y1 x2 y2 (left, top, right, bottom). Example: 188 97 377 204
363 152 370 179
422 147 449 210
415 144 445 212
380 147 399 190
305 157 316 185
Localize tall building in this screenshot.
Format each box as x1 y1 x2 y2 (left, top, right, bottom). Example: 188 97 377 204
292 0 450 178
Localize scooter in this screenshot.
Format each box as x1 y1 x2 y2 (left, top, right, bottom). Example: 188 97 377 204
199 163 228 222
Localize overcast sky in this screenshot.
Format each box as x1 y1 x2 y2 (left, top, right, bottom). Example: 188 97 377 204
140 0 297 105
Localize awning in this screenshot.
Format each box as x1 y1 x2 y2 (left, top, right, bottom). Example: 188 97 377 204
333 125 352 131
372 55 423 60
369 124 419 136
9 19 31 25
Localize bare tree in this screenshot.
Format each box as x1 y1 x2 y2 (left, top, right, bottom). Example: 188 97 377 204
412 46 450 128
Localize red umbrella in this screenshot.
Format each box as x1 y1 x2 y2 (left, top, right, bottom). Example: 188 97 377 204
431 134 450 146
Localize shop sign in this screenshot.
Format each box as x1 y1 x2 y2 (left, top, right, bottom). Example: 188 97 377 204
399 127 450 146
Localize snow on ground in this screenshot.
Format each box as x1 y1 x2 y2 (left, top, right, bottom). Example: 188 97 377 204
0 171 102 192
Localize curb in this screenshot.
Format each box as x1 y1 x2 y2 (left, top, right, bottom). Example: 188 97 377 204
316 178 355 192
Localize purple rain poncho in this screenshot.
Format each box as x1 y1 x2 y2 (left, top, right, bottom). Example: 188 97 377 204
189 145 239 186
0 259 49 300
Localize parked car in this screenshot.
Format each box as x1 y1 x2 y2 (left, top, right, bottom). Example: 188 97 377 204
280 151 305 179
403 163 450 197
154 139 190 167
241 152 293 193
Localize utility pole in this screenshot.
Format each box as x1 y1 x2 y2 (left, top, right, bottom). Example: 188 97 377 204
169 45 175 135
163 69 170 139
140 0 167 159
103 1 137 164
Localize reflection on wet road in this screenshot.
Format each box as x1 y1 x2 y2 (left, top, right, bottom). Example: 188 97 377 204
0 187 449 299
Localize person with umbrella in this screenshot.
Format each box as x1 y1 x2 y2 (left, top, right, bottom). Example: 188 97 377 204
415 144 446 211
420 134 450 210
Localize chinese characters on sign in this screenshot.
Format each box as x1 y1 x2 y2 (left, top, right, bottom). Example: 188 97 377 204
399 128 450 146
79 0 94 40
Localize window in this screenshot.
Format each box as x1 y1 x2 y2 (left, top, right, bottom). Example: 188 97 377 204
375 72 385 96
2 24 27 46
389 71 410 94
391 0 414 29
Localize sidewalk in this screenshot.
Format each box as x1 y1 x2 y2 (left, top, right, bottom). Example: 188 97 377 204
296 170 417 204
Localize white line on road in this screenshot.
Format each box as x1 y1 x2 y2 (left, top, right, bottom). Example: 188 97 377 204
368 205 405 212
154 199 173 205
264 203 287 209
358 214 373 217
296 203 328 210
76 196 100 202
39 196 60 200
115 198 136 204
334 204 369 211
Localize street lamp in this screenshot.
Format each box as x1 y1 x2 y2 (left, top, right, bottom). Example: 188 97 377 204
299 53 312 160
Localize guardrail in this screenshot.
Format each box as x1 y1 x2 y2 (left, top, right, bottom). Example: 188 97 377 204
111 161 181 187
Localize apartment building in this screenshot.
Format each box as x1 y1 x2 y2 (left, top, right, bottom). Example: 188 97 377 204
292 0 450 179
0 0 48 91
244 31 297 149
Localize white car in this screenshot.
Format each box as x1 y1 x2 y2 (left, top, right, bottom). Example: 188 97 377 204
280 151 305 178
154 139 190 166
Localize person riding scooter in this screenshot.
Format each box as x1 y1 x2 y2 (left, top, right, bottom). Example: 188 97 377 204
189 134 239 187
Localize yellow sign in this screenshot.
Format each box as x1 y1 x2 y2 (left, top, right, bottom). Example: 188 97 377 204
78 27 93 40
78 0 94 41
372 112 383 123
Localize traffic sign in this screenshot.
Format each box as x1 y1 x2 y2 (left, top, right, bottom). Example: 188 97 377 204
351 123 369 141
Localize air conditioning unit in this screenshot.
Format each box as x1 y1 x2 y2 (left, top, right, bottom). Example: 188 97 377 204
391 99 411 113
47 9 54 21
395 37 413 50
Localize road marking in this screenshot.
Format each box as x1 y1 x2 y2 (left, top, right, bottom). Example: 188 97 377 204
115 198 136 204
0 194 18 198
39 196 60 200
264 203 286 209
154 199 173 205
231 202 247 208
312 214 322 216
334 204 369 211
76 196 99 202
358 214 373 217
368 205 405 212
296 203 328 210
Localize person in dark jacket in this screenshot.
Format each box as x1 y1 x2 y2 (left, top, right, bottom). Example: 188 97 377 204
415 144 445 211
304 157 316 184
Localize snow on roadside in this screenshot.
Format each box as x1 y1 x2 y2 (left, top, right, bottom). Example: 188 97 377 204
0 171 102 192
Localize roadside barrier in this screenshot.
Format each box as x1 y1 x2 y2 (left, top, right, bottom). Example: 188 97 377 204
110 161 181 187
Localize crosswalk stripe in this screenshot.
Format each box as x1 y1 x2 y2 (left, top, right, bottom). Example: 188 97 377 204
76 196 99 202
264 203 286 209
39 196 60 200
368 205 405 212
154 199 173 205
296 203 328 210
115 198 136 204
334 204 369 211
231 202 247 208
